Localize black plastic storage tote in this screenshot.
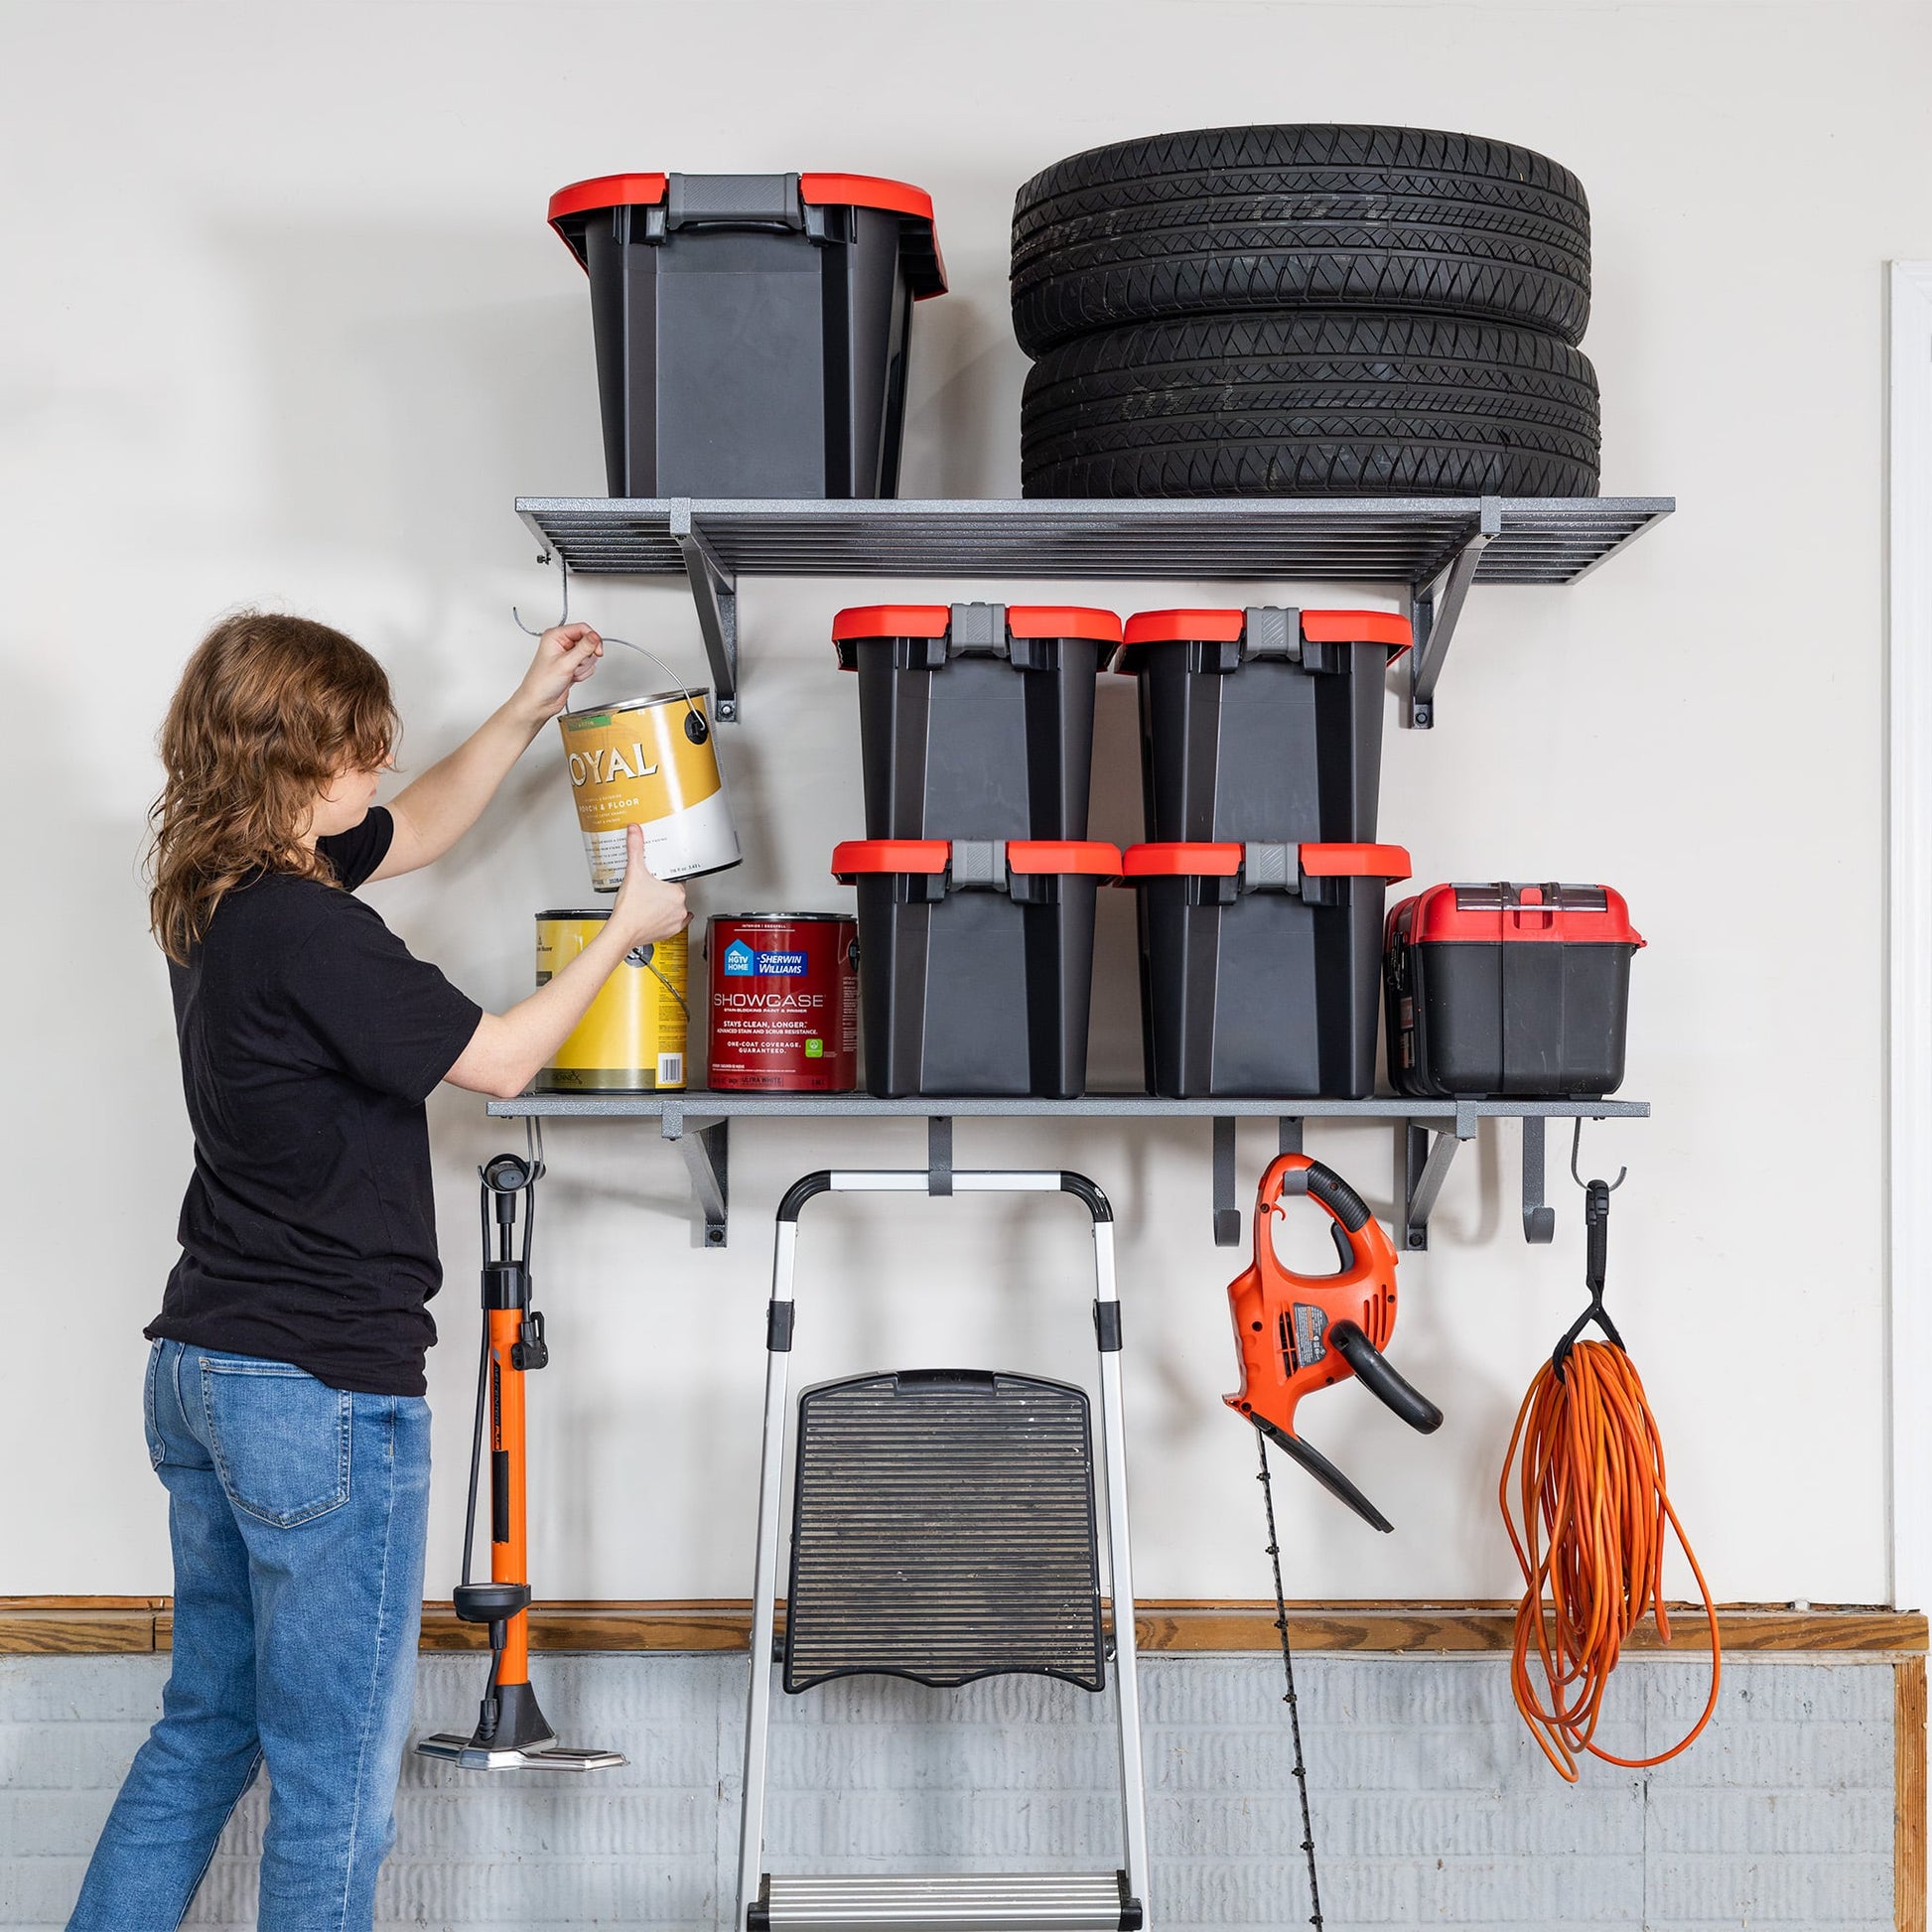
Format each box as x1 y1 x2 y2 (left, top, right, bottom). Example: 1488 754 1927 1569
1384 883 1643 1098
832 839 1121 1098
834 603 1119 841
1114 607 1412 843
1122 841 1411 1098
548 171 946 497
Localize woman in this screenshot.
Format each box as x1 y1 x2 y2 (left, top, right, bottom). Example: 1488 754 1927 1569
68 611 689 1931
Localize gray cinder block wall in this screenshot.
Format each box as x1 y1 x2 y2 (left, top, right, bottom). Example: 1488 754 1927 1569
0 1652 1896 1930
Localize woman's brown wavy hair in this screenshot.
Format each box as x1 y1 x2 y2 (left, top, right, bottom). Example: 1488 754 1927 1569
148 612 398 963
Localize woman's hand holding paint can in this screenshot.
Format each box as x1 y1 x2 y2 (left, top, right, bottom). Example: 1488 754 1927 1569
609 824 691 948
517 622 607 725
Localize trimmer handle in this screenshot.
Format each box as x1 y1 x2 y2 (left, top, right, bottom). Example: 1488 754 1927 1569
1328 1320 1444 1435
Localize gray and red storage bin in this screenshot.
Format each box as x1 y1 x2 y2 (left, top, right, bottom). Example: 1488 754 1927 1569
1114 607 1412 843
834 604 1119 840
549 171 946 498
832 839 1120 1098
1384 883 1643 1098
1121 842 1411 1098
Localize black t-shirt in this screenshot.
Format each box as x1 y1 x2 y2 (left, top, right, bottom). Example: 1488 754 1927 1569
147 809 483 1396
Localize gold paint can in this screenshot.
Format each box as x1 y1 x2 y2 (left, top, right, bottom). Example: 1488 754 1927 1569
558 686 742 891
535 910 689 1092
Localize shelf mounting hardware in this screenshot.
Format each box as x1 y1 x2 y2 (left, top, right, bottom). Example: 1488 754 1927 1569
658 1100 730 1247
1404 497 1502 730
668 500 740 722
1522 1116 1556 1244
928 1116 954 1196
1399 1101 1480 1250
1212 1116 1308 1246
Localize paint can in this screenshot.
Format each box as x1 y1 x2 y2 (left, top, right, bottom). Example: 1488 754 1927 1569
706 914 859 1092
558 686 742 891
535 910 689 1092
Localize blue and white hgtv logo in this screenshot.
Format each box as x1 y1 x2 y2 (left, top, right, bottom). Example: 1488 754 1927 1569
723 941 808 978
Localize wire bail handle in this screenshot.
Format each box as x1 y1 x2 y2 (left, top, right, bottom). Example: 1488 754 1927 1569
514 557 709 745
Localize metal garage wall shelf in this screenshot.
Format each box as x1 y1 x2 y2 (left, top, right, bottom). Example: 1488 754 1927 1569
484 1092 1649 1252
513 495 1674 728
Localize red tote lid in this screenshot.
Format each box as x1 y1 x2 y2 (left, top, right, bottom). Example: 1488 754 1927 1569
1305 609 1412 650
1121 843 1242 878
1121 842 1412 881
833 839 948 879
1116 606 1413 665
547 171 945 295
1396 882 1643 946
548 173 670 225
832 605 951 642
1122 609 1245 647
798 173 933 221
1008 841 1122 876
1303 843 1412 881
1006 606 1123 644
832 839 1120 880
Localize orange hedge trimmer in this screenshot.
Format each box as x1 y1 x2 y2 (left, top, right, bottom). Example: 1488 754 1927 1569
1226 1153 1443 1932
1226 1153 1443 1532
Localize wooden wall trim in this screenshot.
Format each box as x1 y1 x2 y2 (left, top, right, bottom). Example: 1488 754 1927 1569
1899 1655 1927 1932
4 1596 1924 1658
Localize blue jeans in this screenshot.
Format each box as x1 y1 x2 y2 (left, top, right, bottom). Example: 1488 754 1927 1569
68 1340 431 1932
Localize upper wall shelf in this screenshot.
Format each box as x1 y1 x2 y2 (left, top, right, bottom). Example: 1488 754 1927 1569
514 494 1674 729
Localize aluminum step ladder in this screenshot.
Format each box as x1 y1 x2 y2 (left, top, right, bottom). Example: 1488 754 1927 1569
739 1167 1151 1932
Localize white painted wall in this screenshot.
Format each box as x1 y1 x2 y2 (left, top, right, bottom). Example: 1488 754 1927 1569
3 0 1922 1606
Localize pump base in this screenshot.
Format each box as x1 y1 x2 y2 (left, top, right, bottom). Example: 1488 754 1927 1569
415 1730 627 1772
415 1677 626 1771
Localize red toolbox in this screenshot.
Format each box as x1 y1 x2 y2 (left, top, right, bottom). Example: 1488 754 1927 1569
1114 607 1412 843
834 603 1119 841
1384 883 1643 1098
1122 841 1412 1098
832 839 1121 1098
548 172 945 498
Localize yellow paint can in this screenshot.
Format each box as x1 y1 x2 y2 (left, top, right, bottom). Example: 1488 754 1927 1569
535 910 689 1092
558 686 742 891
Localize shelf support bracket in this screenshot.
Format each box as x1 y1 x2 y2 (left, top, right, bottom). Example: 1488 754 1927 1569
659 1103 729 1247
927 1116 953 1196
1404 497 1502 730
1521 1115 1556 1244
668 499 740 723
1398 1103 1478 1250
1212 1117 1240 1248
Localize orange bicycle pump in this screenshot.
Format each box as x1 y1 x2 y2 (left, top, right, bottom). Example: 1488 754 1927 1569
416 1153 622 1772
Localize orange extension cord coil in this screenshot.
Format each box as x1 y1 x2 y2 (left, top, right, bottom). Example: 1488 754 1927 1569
1499 1337 1723 1782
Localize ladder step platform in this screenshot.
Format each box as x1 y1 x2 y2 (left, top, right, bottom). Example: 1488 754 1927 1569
786 1371 1104 1692
752 1871 1143 1930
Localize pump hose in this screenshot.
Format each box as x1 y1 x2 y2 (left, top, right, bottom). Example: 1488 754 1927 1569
1499 1339 1721 1781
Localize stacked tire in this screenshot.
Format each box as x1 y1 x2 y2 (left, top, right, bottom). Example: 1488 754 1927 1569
1012 125 1600 498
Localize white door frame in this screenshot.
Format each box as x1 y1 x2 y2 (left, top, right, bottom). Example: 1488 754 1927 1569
1888 261 1932 1613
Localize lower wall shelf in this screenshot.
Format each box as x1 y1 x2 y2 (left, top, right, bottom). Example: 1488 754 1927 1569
484 1092 1649 1251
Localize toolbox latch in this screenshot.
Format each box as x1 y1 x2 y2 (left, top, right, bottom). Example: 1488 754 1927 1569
1242 842 1300 892
1240 606 1303 664
663 173 805 233
948 602 1009 658
949 840 1009 889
